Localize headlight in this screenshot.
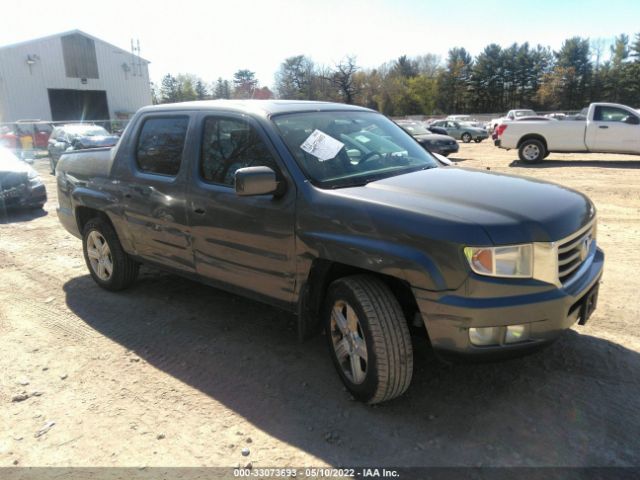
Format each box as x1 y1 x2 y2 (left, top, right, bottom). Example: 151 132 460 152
464 244 533 278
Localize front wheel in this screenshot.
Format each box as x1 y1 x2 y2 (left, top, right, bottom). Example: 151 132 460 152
518 139 546 163
82 217 139 291
474 138 482 143
461 132 472 143
324 275 413 404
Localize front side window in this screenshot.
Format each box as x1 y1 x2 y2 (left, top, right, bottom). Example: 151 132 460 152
273 111 438 189
594 106 639 123
136 116 189 176
200 117 278 186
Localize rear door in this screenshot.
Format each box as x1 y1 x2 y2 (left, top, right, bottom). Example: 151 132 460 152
586 105 640 153
186 112 296 305
118 114 196 273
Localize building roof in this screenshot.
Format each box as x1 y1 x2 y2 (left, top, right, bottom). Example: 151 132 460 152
0 29 150 63
139 100 373 117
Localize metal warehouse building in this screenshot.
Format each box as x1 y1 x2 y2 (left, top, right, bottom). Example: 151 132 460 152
0 30 152 123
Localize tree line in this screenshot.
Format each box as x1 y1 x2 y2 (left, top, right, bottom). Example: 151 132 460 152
153 33 640 115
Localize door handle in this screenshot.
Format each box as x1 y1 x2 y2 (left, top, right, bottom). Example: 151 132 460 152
193 207 206 215
599 125 609 129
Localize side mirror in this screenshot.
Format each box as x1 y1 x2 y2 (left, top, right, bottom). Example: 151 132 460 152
624 115 640 125
235 166 279 196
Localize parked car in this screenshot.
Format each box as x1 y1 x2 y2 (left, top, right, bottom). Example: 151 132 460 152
446 115 471 122
425 124 449 136
0 146 46 210
430 120 489 143
498 102 640 163
395 120 459 156
48 124 119 174
489 109 537 132
56 100 603 404
0 121 53 150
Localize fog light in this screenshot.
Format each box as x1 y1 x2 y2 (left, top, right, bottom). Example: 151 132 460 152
469 327 501 346
505 324 530 344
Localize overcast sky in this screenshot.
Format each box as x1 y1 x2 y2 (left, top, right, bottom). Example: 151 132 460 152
2 0 639 89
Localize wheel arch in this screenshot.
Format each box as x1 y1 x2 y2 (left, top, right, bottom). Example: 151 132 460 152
297 258 420 341
76 206 111 234
517 134 548 151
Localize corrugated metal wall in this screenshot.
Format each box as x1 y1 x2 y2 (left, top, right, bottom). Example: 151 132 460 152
0 32 152 122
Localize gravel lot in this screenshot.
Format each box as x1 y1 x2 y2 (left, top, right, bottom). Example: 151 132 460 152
1 141 639 468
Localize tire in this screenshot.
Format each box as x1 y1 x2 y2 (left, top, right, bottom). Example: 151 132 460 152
474 138 482 143
461 132 472 143
82 217 139 291
544 151 551 158
518 139 546 163
324 275 413 404
442 153 450 157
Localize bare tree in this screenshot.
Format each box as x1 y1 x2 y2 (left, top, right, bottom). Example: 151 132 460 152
330 56 360 104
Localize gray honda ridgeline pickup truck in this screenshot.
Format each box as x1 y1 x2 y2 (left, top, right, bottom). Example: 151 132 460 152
56 100 604 404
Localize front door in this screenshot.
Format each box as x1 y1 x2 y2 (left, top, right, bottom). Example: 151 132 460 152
586 105 640 153
187 113 296 305
120 114 195 273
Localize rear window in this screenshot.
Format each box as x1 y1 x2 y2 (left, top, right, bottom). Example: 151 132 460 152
135 117 189 176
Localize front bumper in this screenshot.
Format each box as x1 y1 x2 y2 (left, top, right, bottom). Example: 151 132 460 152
414 247 604 358
0 183 47 209
433 143 459 155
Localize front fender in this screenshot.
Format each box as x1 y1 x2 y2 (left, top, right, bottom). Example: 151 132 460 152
300 231 449 291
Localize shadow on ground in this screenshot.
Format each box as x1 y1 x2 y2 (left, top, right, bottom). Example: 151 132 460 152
509 159 640 169
0 206 48 224
63 270 640 466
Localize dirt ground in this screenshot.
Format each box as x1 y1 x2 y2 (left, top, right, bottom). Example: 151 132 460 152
1 142 639 468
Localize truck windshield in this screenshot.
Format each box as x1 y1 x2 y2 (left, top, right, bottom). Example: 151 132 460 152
273 111 438 188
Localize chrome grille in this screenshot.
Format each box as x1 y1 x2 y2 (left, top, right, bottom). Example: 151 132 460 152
557 224 595 283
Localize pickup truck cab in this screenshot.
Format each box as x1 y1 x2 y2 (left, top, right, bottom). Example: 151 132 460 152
498 102 640 163
56 100 604 403
490 109 537 131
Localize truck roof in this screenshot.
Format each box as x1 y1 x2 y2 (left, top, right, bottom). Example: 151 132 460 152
138 100 374 118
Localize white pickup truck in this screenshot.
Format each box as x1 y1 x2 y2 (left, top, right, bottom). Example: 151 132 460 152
497 102 640 163
489 109 537 131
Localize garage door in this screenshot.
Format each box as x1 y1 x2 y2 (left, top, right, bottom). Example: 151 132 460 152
48 89 109 121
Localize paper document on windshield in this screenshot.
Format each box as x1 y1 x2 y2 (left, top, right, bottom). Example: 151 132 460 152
300 129 344 161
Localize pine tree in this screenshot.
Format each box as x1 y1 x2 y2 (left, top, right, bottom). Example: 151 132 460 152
160 74 180 103
195 80 208 100
232 70 258 99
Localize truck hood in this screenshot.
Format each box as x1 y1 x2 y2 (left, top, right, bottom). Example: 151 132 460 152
339 167 594 244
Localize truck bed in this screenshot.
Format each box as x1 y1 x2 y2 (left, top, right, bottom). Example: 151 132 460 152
57 147 115 179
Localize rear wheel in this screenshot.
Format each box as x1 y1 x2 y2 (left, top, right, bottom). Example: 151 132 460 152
82 218 139 291
518 139 546 163
474 138 482 143
324 275 413 404
461 132 472 143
